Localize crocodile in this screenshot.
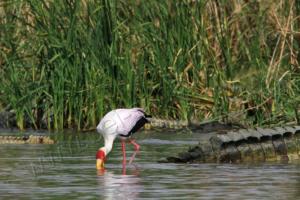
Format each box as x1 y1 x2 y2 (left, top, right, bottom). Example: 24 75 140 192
0 135 55 144
145 118 189 129
146 118 243 130
163 126 300 163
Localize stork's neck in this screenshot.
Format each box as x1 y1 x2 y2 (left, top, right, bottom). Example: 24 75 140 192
101 136 114 156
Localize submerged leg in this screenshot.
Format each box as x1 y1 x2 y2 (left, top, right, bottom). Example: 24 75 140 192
128 139 140 164
121 139 126 167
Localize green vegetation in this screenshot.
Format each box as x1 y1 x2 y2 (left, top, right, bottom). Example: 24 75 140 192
0 0 299 130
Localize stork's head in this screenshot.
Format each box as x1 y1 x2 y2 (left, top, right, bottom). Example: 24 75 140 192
96 148 106 170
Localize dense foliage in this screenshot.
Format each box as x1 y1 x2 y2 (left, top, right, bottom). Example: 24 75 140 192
0 0 299 130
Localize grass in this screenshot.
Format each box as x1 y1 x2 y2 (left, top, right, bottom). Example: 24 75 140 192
0 0 299 130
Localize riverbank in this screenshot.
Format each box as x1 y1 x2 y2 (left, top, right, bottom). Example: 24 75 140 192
0 110 255 132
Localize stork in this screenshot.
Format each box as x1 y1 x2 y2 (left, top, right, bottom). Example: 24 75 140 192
96 108 150 170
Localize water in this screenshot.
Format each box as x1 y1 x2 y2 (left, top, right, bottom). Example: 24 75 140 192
0 130 300 200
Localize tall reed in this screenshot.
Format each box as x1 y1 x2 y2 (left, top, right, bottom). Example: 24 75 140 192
0 0 299 130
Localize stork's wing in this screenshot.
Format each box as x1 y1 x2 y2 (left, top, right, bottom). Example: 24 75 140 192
116 108 149 136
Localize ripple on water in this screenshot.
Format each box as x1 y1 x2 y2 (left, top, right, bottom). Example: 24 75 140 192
0 131 300 200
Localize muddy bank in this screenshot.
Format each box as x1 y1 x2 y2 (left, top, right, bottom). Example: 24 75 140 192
0 111 242 131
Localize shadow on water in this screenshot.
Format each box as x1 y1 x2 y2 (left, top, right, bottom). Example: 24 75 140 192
0 130 300 199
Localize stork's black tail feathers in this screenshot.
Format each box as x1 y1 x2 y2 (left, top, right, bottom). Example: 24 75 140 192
144 113 152 119
137 108 151 120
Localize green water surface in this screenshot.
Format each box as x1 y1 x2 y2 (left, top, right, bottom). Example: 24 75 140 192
0 130 299 199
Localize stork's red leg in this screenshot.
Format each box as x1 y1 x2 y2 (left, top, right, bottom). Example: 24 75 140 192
128 139 140 164
129 139 140 151
121 139 126 167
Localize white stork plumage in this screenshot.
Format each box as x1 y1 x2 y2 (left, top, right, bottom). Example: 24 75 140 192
96 108 151 170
